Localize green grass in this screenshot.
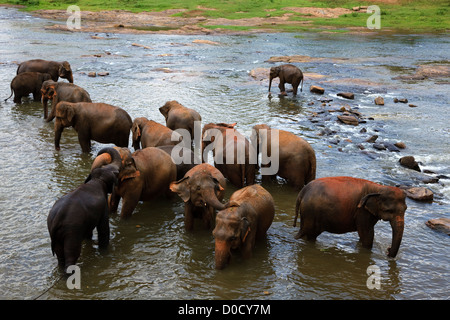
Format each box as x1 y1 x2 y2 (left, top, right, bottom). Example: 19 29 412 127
2 0 449 32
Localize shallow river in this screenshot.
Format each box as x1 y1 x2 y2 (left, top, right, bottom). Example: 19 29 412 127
0 7 448 300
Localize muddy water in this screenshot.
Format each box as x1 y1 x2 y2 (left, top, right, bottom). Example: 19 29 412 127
0 7 448 300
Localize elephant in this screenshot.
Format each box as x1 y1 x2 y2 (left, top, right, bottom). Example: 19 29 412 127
159 100 202 139
131 117 183 150
213 184 275 270
4 72 52 104
41 80 91 121
293 176 407 258
202 122 256 188
269 64 304 96
157 145 197 180
252 124 316 190
47 147 121 271
170 163 227 231
91 147 177 219
17 59 73 83
54 101 132 153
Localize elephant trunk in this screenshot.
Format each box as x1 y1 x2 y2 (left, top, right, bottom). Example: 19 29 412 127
91 147 123 172
202 188 226 211
388 215 404 258
215 239 231 270
268 76 273 92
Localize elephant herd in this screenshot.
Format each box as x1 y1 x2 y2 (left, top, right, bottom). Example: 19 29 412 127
6 59 408 272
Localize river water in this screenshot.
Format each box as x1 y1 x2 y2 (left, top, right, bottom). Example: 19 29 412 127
0 7 448 300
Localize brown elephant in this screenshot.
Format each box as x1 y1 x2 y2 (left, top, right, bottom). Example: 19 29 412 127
47 147 121 271
157 145 197 180
252 124 316 190
41 80 91 121
293 176 407 258
159 100 202 138
91 147 177 219
170 163 227 231
213 184 275 269
131 117 183 150
269 64 304 96
17 59 73 83
4 72 52 104
202 122 256 188
54 101 132 153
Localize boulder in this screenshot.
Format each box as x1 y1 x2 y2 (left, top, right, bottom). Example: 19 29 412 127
88 72 96 77
403 187 433 202
366 135 378 143
337 115 359 126
399 156 421 172
394 98 408 103
394 142 406 149
374 96 384 105
426 218 450 235
337 92 354 99
310 85 325 94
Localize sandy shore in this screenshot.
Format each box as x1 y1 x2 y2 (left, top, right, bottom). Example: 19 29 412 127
28 6 361 35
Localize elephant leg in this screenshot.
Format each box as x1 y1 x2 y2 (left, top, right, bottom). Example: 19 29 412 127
357 227 375 249
184 203 194 231
295 217 320 241
278 82 287 95
52 240 65 267
63 233 83 269
97 210 110 249
13 92 21 104
78 132 92 153
292 82 299 96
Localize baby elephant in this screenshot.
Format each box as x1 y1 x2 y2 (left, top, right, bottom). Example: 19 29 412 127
54 101 132 153
269 64 304 96
47 147 121 271
4 72 52 104
170 163 227 231
294 176 407 258
213 184 275 270
41 80 92 121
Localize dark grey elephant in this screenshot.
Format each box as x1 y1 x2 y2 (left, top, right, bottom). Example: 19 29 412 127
47 147 121 271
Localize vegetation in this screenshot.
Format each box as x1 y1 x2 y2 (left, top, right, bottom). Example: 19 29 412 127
2 0 449 32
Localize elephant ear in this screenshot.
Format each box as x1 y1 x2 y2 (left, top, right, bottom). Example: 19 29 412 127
212 177 224 192
241 217 251 243
66 105 75 122
170 176 191 202
132 122 141 141
358 193 381 216
159 103 170 120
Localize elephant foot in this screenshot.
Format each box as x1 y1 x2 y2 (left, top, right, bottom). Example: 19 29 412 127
280 91 288 96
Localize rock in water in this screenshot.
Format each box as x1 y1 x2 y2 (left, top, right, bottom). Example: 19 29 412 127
399 156 421 172
337 115 359 125
310 85 325 94
337 92 354 99
374 96 384 105
404 187 433 202
426 218 450 235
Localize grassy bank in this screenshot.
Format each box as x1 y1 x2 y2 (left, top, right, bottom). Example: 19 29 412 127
2 0 449 33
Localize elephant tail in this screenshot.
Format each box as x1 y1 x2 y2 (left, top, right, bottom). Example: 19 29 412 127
293 188 306 228
4 85 13 102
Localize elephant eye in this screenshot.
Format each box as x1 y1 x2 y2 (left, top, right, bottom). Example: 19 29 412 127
229 236 237 242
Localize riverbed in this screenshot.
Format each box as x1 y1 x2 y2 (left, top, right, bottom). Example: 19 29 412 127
0 7 448 300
